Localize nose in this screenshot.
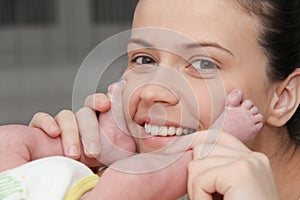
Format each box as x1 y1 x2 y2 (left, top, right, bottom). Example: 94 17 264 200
139 83 178 106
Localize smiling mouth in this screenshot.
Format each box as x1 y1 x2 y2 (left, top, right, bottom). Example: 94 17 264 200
144 123 196 137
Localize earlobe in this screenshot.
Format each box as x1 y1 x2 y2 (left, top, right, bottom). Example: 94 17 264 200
266 69 300 127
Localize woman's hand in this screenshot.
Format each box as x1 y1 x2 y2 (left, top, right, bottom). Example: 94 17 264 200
187 130 279 200
29 81 136 166
29 94 110 160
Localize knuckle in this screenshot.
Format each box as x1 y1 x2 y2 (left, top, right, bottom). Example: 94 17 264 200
76 107 96 120
31 112 52 125
59 109 74 115
84 95 93 106
234 155 267 174
76 107 97 121
61 128 79 140
65 137 80 146
62 120 79 133
57 109 74 118
234 158 254 170
252 152 270 166
76 107 90 115
33 112 46 120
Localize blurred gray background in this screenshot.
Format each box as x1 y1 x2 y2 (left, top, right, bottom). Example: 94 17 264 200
0 0 137 125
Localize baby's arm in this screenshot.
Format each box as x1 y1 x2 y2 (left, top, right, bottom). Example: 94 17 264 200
0 125 64 172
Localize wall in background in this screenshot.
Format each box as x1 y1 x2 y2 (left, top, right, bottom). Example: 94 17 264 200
0 0 137 124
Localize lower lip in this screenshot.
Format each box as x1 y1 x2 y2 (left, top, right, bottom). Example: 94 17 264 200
140 134 179 150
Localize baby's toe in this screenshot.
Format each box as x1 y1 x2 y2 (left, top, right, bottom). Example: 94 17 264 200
250 106 259 115
226 89 243 107
254 113 263 123
241 99 253 110
253 122 263 132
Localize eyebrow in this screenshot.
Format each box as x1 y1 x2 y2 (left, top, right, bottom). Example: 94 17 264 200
128 38 235 57
128 38 154 48
184 42 234 57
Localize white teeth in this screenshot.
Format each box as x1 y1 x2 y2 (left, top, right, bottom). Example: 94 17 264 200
144 123 195 136
160 126 168 136
168 126 176 135
151 125 159 136
145 123 151 133
189 129 195 134
183 128 189 135
176 127 183 136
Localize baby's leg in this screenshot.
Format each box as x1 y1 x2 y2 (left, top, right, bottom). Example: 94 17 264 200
86 152 191 200
96 81 136 165
211 89 263 143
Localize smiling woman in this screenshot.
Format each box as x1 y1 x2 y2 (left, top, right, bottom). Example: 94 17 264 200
93 0 300 198
2 0 300 199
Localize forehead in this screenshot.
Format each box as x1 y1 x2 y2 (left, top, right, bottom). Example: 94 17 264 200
133 0 260 53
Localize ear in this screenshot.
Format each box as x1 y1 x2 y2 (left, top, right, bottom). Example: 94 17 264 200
266 68 300 127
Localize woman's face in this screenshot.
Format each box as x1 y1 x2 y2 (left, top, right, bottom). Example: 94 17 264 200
122 0 275 153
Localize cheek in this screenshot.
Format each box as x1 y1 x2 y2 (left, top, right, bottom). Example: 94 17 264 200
246 83 274 118
223 72 274 119
123 83 140 121
189 78 227 129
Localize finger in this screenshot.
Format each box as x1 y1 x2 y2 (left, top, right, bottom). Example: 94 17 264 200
191 174 214 200
188 158 236 200
55 110 81 159
29 112 60 137
84 93 111 112
188 155 275 200
188 157 234 199
188 157 235 178
76 107 101 157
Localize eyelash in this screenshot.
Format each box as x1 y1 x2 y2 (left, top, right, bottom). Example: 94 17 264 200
187 57 219 73
129 54 220 76
130 55 158 66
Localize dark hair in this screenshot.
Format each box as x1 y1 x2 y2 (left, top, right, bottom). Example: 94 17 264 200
236 0 300 144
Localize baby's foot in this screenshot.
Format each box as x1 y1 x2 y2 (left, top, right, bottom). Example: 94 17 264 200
97 81 136 164
211 89 263 143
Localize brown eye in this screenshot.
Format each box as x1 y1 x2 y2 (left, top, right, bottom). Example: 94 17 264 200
133 56 158 66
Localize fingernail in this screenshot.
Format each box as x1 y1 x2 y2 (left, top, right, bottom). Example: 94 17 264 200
87 143 100 155
67 146 80 156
